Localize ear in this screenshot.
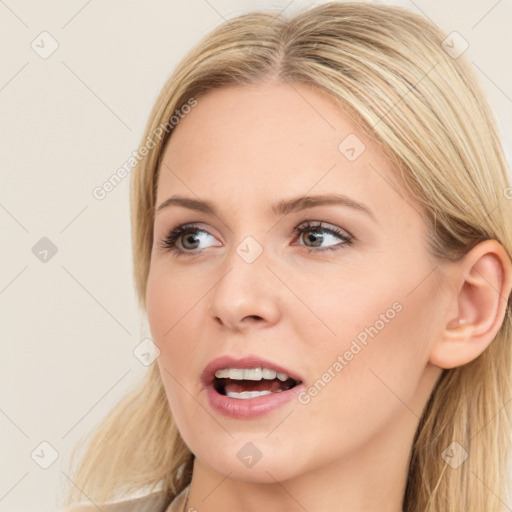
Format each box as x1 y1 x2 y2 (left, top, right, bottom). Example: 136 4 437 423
429 239 512 369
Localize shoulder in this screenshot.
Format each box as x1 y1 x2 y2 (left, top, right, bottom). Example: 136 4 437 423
57 489 171 512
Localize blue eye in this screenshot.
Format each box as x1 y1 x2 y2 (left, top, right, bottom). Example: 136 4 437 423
159 221 353 257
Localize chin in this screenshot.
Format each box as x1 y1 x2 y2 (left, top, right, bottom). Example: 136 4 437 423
201 453 300 483
188 434 311 484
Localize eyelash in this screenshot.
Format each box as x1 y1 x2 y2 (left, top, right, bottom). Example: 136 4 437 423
159 221 353 257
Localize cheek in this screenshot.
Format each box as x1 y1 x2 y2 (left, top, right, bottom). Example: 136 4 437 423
146 265 209 394
290 310 428 461
146 268 193 378
301 242 437 369
146 271 174 344
146 270 195 428
146 265 200 343
295 257 437 425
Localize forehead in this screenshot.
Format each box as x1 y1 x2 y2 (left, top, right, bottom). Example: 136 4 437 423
157 82 418 225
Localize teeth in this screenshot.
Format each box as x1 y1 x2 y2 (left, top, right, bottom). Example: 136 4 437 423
224 369 244 380
226 390 272 399
262 368 277 379
213 369 230 379
214 367 290 381
243 368 262 381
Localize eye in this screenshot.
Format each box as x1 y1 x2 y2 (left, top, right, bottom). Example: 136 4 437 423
159 224 220 256
159 220 353 257
293 221 353 253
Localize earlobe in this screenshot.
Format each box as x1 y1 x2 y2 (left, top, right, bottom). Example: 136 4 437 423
429 239 512 370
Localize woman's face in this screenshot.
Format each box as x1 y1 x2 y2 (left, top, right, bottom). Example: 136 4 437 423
146 81 446 484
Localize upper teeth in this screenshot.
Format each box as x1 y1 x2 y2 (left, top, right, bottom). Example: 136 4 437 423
214 367 290 381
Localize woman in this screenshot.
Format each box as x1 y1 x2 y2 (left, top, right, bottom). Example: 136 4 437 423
60 2 512 511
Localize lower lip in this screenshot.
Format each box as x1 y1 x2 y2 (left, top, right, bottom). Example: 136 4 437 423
205 382 305 419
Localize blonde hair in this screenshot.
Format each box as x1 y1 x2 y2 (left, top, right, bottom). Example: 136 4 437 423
63 2 512 511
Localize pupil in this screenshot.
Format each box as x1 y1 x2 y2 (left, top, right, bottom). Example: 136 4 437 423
183 233 199 249
306 232 322 247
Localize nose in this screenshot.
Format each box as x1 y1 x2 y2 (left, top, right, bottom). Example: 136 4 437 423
207 243 282 331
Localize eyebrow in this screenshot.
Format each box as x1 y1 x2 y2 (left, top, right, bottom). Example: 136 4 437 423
155 194 377 222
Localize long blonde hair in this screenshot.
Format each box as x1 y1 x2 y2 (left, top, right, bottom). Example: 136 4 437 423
63 2 512 510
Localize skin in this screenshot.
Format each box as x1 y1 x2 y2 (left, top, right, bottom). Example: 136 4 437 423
145 81 512 512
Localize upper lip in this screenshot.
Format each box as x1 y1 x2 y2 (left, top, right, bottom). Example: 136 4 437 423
201 355 304 387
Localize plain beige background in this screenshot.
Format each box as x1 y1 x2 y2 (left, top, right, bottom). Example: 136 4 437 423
1 1 511 511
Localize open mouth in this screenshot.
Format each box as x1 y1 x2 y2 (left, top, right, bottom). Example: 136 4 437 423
212 368 301 399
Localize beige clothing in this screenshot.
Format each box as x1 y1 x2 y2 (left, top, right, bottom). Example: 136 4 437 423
59 485 189 512
164 485 189 512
